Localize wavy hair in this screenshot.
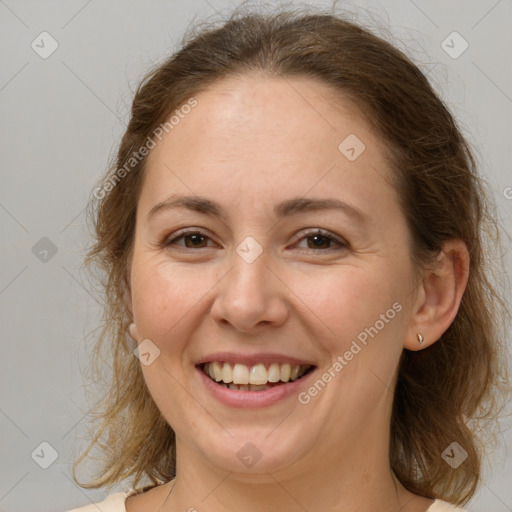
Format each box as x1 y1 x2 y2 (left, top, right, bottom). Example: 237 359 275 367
73 4 510 506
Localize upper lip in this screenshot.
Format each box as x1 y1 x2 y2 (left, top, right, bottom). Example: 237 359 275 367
195 352 316 367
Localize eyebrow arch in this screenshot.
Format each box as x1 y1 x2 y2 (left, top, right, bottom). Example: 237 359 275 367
147 194 369 224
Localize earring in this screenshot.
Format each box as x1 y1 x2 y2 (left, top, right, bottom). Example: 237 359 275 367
417 332 424 345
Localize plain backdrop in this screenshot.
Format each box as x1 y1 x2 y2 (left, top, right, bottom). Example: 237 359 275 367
0 1 511 511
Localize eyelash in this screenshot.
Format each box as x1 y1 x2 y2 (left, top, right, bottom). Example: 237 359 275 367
163 228 348 253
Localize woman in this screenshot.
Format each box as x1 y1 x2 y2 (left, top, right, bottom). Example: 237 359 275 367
68 5 509 512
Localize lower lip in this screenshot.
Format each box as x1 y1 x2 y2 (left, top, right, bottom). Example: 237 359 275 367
196 366 315 409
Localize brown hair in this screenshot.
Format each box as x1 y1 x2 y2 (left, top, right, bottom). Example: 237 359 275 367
73 4 510 506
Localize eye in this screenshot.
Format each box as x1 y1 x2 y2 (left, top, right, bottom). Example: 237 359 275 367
293 228 348 252
163 228 348 252
164 229 215 249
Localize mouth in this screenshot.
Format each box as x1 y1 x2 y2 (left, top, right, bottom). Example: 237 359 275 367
199 361 315 391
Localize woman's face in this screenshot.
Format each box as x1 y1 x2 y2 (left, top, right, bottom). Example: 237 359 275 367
129 74 421 477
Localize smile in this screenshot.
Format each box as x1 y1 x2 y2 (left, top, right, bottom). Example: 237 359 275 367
201 362 314 391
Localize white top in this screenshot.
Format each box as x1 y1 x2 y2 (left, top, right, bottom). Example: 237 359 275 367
67 489 467 511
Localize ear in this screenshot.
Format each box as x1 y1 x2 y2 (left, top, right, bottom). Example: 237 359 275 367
404 239 470 351
123 275 139 342
123 274 133 318
128 322 139 342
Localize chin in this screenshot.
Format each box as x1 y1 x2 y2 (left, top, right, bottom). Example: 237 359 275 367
195 428 311 477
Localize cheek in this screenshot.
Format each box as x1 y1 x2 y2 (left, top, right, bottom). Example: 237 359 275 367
299 266 400 346
131 257 205 343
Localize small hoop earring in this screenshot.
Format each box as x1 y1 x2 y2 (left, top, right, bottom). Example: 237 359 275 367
417 332 424 345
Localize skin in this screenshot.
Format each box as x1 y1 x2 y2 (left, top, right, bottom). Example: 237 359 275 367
125 73 469 511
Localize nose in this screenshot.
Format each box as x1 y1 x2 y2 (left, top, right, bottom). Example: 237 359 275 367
210 248 289 333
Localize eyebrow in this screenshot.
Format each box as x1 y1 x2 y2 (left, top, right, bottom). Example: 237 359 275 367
147 194 369 224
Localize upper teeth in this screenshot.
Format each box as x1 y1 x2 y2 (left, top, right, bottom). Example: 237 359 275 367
203 362 311 385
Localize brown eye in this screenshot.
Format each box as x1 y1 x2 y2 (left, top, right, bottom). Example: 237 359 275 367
165 230 214 249
181 233 208 248
294 229 347 252
306 234 332 249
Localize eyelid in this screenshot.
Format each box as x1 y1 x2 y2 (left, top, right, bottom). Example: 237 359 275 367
164 227 217 248
291 228 347 250
163 227 348 251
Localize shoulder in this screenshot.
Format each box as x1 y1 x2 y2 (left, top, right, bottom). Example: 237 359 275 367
66 489 136 512
427 499 468 511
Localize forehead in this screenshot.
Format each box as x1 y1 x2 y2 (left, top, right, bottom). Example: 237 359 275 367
140 73 397 225
149 73 372 163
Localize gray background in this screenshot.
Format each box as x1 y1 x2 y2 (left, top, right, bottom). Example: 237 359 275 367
0 0 511 511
